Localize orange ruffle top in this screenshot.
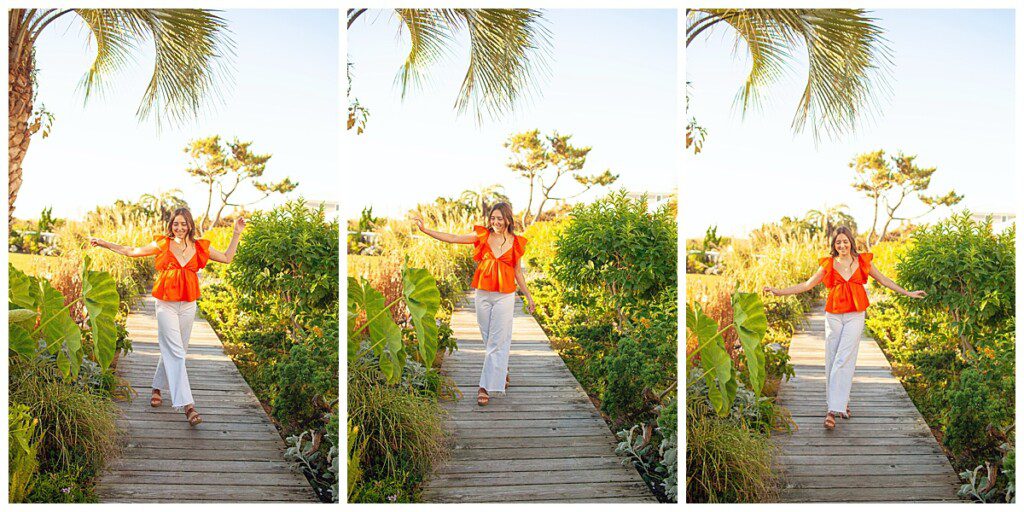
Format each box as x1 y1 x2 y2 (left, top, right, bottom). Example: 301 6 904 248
470 225 527 294
151 235 212 302
819 252 873 314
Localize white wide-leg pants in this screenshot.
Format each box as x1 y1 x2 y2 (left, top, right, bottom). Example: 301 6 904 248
823 311 866 415
153 299 197 410
475 289 515 394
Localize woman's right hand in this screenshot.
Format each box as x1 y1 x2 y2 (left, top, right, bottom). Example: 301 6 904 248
763 285 781 296
89 237 106 248
410 212 425 232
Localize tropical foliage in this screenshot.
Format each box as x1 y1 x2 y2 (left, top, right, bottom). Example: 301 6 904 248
8 8 233 221
686 8 892 141
8 260 126 502
348 8 550 122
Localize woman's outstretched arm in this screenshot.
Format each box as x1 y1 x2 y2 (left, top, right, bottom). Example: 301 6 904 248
764 267 826 296
514 260 536 314
868 266 926 299
209 218 246 264
90 237 159 258
410 213 477 244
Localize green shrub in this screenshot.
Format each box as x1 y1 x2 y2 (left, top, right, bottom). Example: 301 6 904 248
866 214 1015 479
197 200 340 501
602 288 677 426
224 201 339 338
9 402 41 502
28 465 96 503
895 212 1014 356
551 190 676 330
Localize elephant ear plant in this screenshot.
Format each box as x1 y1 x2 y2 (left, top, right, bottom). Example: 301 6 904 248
8 255 121 379
686 291 768 416
347 265 441 384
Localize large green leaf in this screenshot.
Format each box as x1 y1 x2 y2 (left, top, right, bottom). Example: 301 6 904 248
732 292 768 397
348 276 405 384
9 308 38 327
686 302 736 416
36 282 77 354
82 257 120 371
8 324 37 358
8 265 34 309
402 267 441 369
346 277 365 361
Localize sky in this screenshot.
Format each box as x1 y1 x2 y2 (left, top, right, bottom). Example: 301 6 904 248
684 9 1015 239
17 10 338 221
345 9 678 219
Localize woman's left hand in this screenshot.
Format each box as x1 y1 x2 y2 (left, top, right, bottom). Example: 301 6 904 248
233 217 246 234
906 290 927 299
526 297 536 314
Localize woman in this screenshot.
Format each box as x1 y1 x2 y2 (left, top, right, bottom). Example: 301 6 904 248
91 208 245 426
763 226 925 430
412 202 536 406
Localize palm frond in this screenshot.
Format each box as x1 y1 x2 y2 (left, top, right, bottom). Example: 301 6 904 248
688 8 892 142
451 9 551 122
389 8 550 122
393 9 456 99
74 9 235 128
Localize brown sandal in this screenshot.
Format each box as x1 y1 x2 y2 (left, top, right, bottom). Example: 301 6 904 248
476 388 489 407
840 406 851 419
505 369 511 388
150 389 162 408
824 412 836 430
185 405 203 427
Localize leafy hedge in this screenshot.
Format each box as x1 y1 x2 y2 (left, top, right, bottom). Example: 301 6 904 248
527 191 677 502
199 201 340 502
866 213 1015 502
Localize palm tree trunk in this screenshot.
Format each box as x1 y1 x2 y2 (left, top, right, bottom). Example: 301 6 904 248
9 47 36 224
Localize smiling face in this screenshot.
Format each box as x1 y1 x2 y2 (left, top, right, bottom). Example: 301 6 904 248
171 215 191 239
833 233 852 256
489 209 508 234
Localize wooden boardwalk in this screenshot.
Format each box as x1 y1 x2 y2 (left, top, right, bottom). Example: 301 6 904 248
772 306 961 502
421 296 657 503
95 297 316 503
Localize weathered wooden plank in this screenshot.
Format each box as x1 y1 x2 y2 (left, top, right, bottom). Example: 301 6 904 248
427 468 641 487
778 453 952 466
109 458 294 474
96 297 315 503
452 435 618 450
782 473 961 489
450 445 628 461
781 486 961 502
95 485 315 502
422 481 652 502
421 297 656 502
116 447 289 462
99 470 308 487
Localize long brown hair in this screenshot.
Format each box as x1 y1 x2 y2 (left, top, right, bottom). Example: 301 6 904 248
487 202 516 235
166 207 198 247
829 226 859 258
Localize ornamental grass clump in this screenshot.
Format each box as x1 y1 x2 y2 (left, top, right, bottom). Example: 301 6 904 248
685 392 779 503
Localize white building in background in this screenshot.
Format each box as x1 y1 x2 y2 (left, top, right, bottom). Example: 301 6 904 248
626 190 675 213
969 211 1016 233
305 199 340 222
